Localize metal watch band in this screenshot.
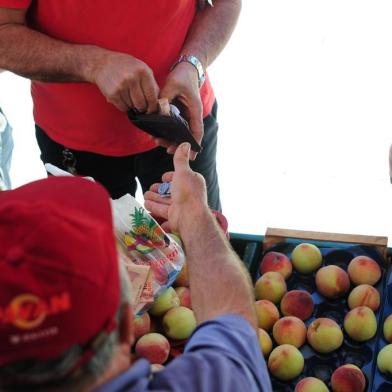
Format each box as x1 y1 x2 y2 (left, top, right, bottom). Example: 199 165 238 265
171 54 206 88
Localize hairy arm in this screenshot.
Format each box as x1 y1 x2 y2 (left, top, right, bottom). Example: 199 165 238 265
0 7 159 112
180 204 257 329
144 143 257 329
182 0 242 68
0 8 97 82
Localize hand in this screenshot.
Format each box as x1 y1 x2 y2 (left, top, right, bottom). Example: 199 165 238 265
157 62 204 160
144 143 208 233
90 50 160 113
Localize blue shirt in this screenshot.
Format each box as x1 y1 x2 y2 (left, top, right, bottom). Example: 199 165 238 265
94 314 272 392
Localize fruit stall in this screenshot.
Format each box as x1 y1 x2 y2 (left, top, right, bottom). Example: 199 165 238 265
127 218 392 392
231 227 392 392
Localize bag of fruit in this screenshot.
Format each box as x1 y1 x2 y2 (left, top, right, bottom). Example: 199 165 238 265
111 194 185 311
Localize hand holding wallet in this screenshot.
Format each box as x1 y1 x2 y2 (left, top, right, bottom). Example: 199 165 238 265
127 99 202 153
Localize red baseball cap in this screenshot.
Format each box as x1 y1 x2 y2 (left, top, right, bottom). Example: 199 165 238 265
0 176 120 368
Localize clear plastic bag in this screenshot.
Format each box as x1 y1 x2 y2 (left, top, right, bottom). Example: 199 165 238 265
111 194 185 313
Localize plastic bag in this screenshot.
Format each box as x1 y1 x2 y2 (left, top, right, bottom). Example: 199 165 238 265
111 194 185 313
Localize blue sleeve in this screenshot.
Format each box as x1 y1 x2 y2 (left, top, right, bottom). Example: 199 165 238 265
149 314 272 392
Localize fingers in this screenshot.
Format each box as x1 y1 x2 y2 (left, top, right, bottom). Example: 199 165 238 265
144 200 169 220
141 73 160 113
129 82 148 112
162 171 174 183
149 183 161 193
99 56 159 113
143 190 172 205
188 102 203 143
120 89 133 110
129 73 159 113
187 99 203 161
173 143 191 173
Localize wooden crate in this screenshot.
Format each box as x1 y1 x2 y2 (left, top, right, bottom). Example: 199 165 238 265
263 227 388 261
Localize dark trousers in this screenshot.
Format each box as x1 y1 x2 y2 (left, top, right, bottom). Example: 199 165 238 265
35 101 221 211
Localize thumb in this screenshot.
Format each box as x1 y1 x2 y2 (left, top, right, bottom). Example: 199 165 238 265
174 143 191 173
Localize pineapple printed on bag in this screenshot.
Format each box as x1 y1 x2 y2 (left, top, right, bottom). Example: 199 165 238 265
127 207 169 254
131 207 149 236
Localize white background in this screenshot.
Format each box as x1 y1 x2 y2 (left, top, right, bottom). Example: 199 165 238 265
1 1 391 244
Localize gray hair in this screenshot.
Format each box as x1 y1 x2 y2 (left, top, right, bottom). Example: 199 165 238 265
0 257 133 392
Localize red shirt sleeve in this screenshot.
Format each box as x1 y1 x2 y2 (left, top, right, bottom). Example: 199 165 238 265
0 0 31 9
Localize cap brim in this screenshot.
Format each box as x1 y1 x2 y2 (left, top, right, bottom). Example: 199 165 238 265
0 176 113 228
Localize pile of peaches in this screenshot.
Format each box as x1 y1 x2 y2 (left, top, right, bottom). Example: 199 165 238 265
131 238 195 369
130 213 227 370
255 242 392 392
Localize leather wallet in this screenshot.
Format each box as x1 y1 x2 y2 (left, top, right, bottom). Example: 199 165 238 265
127 107 202 153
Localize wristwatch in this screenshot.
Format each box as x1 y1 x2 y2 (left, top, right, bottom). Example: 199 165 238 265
171 54 206 88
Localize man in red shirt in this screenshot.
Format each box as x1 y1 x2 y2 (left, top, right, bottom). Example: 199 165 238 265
0 1 242 209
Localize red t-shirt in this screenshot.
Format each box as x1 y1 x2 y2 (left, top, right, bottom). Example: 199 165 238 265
0 0 215 156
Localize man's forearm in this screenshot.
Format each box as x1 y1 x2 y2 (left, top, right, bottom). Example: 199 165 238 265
181 0 242 69
0 24 100 82
179 204 257 329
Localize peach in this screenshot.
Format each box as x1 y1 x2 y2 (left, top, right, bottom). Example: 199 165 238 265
175 286 192 309
377 344 392 376
258 328 273 357
291 243 322 274
267 344 304 381
259 251 292 279
347 255 381 286
347 284 380 311
174 262 189 287
315 265 350 299
307 318 343 353
295 377 329 392
149 287 180 317
280 290 314 321
331 364 366 392
163 306 197 340
344 306 377 342
133 312 151 340
254 300 280 331
255 271 287 304
383 314 392 342
135 333 170 364
273 316 307 348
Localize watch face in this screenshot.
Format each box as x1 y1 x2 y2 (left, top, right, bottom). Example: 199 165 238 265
187 56 205 86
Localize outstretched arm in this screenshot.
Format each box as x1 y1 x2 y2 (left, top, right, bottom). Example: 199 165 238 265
144 142 256 329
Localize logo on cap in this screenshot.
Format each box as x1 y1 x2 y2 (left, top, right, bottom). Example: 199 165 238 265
0 292 71 330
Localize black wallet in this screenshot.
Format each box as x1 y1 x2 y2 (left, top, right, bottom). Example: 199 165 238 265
127 107 202 153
